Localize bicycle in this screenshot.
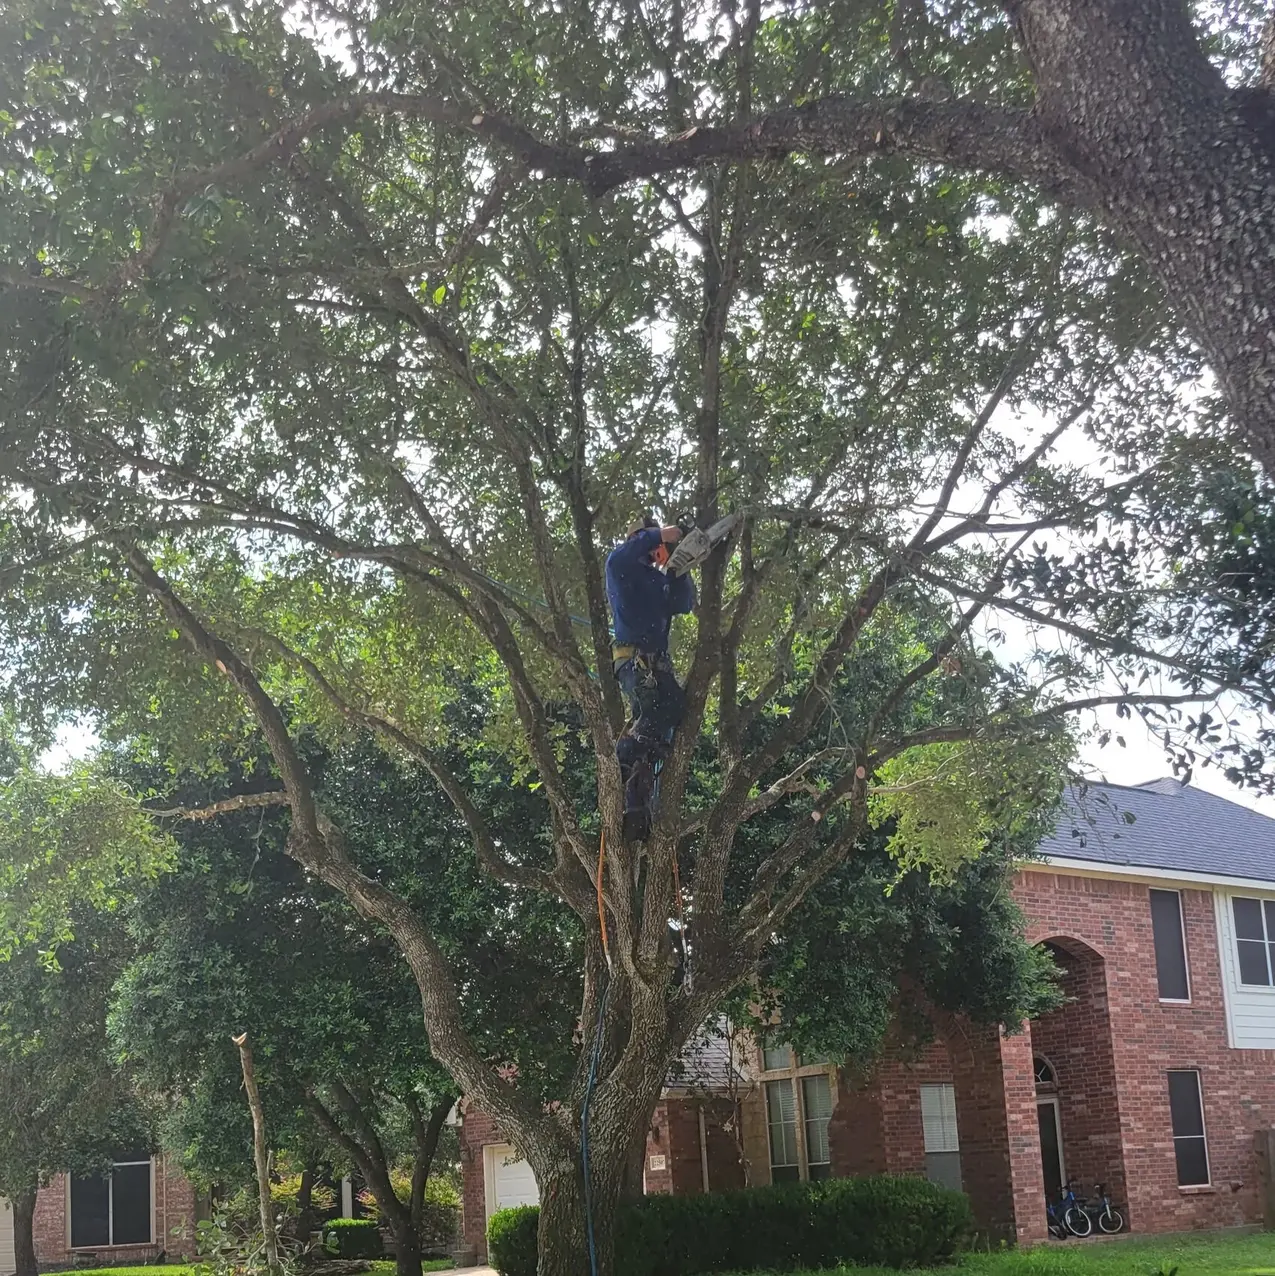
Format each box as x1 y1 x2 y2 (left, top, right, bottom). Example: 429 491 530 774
1044 1197 1069 1240
1059 1181 1092 1237
1087 1181 1125 1234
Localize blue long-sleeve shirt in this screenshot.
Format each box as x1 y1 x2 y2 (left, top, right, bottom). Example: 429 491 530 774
605 528 696 650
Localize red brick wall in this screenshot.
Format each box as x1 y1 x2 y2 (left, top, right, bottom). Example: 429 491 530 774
877 1040 953 1177
700 1099 747 1193
828 1078 887 1178
1029 937 1127 1215
32 1155 197 1267
948 1022 1048 1245
648 1096 746 1196
1016 868 1275 1233
644 1100 675 1195
458 1105 502 1259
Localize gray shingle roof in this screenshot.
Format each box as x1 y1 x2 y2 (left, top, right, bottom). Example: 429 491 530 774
665 1018 744 1090
1037 778 1275 884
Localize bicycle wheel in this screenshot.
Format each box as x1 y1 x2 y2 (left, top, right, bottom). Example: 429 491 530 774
1063 1205 1093 1237
1097 1206 1124 1234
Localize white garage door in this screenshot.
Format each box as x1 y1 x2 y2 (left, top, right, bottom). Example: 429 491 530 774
484 1144 539 1220
0 1196 16 1276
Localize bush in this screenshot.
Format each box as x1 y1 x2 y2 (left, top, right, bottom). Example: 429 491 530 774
353 1169 460 1251
486 1204 540 1276
486 1176 973 1276
323 1218 385 1259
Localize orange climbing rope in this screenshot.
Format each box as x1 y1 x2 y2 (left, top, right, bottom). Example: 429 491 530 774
596 828 610 966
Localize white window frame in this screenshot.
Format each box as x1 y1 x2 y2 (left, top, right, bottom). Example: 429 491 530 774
1167 1069 1211 1189
759 1044 835 1182
67 1156 155 1249
1149 887 1193 1003
1230 895 1275 988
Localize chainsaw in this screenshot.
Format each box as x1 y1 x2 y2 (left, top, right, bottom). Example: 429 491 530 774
661 512 741 577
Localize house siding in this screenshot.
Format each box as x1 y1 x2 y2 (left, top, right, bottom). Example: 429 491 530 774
1214 887 1275 1049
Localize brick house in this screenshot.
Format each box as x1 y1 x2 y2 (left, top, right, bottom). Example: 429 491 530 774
460 778 1275 1250
0 1152 199 1275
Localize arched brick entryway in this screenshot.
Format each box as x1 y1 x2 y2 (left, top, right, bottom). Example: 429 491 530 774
1029 937 1130 1227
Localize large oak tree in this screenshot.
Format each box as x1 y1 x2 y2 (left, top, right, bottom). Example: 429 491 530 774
3 3 1275 1274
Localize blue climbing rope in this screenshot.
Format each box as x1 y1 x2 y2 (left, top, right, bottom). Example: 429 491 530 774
581 977 609 1276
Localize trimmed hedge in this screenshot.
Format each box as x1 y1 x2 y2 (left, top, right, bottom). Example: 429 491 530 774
487 1204 540 1276
324 1217 385 1259
486 1175 973 1275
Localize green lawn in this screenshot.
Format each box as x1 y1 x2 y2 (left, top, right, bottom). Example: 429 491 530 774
368 1260 453 1274
57 1269 193 1276
780 1231 1275 1276
64 1261 452 1276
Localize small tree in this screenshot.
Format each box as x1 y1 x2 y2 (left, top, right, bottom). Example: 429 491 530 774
111 745 479 1276
0 926 145 1276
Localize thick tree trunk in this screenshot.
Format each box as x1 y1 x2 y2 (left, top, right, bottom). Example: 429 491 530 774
1012 0 1275 467
390 1217 423 1276
535 1157 622 1276
12 1187 38 1276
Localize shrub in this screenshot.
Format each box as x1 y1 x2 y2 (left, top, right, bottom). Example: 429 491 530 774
271 1174 338 1219
486 1205 540 1276
486 1176 972 1276
353 1169 460 1250
323 1218 385 1259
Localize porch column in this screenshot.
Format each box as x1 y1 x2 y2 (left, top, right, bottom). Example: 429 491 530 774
947 1021 1048 1246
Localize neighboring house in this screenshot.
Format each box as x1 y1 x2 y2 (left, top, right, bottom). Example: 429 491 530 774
0 1152 198 1275
460 779 1275 1249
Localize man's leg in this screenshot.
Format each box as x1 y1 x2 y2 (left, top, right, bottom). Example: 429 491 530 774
632 653 685 745
614 659 654 838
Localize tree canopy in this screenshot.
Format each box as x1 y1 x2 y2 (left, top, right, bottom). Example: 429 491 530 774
110 744 475 1276
0 910 147 1276
2 3 1274 1274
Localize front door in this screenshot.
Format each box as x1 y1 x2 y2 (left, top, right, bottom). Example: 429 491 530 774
1036 1099 1064 1203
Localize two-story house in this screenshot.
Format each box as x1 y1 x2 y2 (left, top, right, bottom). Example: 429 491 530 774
459 778 1275 1249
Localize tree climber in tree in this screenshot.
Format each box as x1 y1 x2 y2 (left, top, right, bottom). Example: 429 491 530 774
606 515 695 841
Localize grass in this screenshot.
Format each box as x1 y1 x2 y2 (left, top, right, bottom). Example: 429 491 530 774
368 1261 454 1274
777 1230 1275 1276
56 1269 194 1276
62 1261 453 1276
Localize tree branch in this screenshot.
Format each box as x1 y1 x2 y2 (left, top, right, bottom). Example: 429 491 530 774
571 96 1092 203
0 264 97 300
241 626 562 897
146 790 291 820
116 542 546 1141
